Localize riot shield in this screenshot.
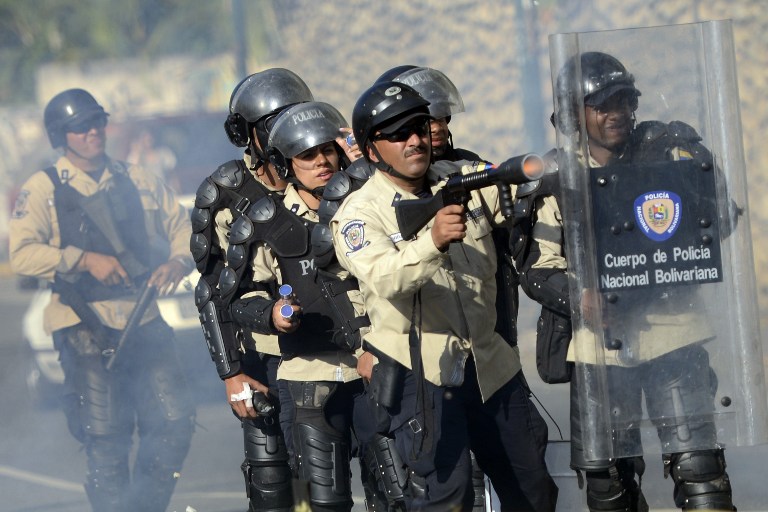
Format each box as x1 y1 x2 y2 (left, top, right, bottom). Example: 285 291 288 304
549 20 768 461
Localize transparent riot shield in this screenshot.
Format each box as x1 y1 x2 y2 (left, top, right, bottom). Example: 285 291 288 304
549 20 768 461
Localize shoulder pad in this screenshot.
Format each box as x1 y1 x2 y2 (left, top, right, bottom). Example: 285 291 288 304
245 195 277 223
228 215 254 246
515 179 542 199
323 171 352 201
210 160 246 188
190 206 212 232
345 159 376 181
226 242 247 270
428 160 465 180
194 178 219 208
633 120 669 145
318 198 340 226
667 120 702 143
311 223 335 268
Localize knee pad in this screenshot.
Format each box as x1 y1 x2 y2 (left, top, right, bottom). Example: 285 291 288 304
584 459 648 512
669 450 735 510
241 419 293 511
361 434 408 510
287 381 352 511
294 422 351 510
241 461 294 512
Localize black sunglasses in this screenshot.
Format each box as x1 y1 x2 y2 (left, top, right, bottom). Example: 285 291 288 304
373 119 430 143
67 115 108 134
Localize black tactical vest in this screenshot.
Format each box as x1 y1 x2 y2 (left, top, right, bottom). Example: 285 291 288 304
231 195 365 358
46 164 156 302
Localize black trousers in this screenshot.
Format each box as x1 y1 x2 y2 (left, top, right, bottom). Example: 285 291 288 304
56 318 195 512
385 357 558 512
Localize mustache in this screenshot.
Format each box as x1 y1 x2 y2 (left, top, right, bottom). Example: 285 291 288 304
404 145 428 158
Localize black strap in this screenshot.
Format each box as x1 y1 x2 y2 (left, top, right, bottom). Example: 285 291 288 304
408 290 434 462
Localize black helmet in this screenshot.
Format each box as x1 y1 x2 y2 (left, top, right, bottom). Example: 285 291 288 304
394 67 464 121
553 51 640 133
580 52 640 107
351 81 431 162
224 68 313 148
43 88 108 149
373 64 418 85
267 101 347 180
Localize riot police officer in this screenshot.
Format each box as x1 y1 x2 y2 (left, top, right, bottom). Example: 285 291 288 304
191 68 313 511
331 81 558 512
519 51 737 510
224 101 370 511
9 88 195 512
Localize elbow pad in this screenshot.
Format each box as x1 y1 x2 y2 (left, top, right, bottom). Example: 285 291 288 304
230 296 277 335
520 267 570 317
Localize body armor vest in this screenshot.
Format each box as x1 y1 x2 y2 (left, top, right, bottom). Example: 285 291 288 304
45 164 158 302
229 195 367 359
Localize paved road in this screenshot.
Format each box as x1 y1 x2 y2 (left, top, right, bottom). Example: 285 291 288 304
1 274 766 511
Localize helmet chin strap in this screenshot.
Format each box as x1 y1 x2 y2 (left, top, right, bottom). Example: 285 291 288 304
369 144 422 182
288 176 325 198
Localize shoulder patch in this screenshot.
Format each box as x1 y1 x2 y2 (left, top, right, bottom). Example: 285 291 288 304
341 220 369 255
11 190 30 219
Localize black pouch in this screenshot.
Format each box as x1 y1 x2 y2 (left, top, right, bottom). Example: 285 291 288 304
368 351 406 409
535 306 573 384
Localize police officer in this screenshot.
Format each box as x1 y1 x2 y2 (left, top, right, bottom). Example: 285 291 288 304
191 68 314 511
224 101 370 511
331 81 558 512
519 52 736 510
9 88 195 512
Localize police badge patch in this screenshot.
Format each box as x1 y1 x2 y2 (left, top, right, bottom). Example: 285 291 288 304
634 190 682 242
341 220 369 255
11 190 30 219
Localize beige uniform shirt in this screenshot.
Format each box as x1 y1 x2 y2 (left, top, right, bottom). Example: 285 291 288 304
529 152 714 366
331 165 522 402
212 152 282 356
9 156 193 333
247 185 361 383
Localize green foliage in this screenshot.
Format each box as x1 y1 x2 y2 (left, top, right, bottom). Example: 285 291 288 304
0 0 237 104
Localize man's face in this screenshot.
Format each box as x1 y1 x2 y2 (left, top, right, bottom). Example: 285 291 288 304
369 117 432 179
291 141 339 190
64 114 107 159
584 92 635 157
429 117 450 158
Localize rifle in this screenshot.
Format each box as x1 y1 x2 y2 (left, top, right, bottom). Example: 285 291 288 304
104 281 158 370
80 191 149 280
394 154 545 240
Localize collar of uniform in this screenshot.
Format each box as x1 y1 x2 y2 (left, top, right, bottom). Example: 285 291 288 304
283 184 318 220
56 155 115 184
371 169 424 201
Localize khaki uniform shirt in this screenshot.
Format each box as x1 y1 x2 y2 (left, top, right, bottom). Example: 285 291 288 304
213 152 282 356
331 166 522 402
9 156 193 333
529 152 714 366
247 185 361 383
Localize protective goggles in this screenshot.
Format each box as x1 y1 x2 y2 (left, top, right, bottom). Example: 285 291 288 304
372 118 430 143
66 115 108 134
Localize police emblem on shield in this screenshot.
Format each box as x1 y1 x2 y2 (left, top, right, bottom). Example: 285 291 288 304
341 220 369 254
634 190 681 242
